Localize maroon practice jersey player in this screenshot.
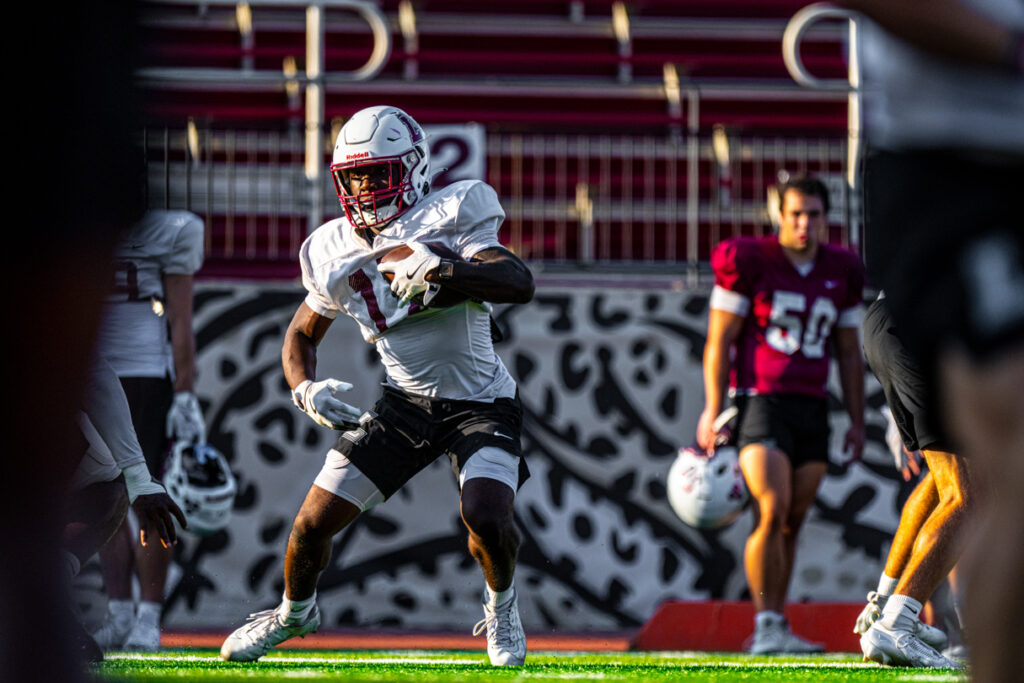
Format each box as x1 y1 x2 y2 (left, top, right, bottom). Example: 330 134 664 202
710 235 865 398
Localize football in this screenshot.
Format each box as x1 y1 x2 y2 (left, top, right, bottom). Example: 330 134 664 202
379 242 470 308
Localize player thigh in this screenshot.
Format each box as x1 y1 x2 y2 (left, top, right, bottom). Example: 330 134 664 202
118 376 174 478
736 396 795 515
443 396 528 496
68 423 122 493
863 297 950 453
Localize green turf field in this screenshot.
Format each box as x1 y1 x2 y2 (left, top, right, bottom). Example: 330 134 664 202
95 650 967 682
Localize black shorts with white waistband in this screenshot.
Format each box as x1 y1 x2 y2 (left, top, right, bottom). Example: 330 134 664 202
735 393 830 468
332 386 529 500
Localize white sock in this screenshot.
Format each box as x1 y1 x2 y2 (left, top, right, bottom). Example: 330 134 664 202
108 599 135 622
136 600 162 626
486 580 515 607
880 594 922 631
877 574 899 596
755 610 784 629
279 592 317 623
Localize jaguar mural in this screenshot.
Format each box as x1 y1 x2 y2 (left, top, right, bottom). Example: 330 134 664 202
131 281 913 633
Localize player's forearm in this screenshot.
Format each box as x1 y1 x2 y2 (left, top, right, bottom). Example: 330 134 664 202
702 338 731 415
170 319 196 393
838 345 866 427
426 256 535 304
282 329 319 390
835 0 1019 70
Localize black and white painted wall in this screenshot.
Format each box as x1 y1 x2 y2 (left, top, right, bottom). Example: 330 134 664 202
153 281 911 633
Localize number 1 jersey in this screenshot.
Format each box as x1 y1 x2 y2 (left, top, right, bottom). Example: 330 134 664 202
710 236 864 398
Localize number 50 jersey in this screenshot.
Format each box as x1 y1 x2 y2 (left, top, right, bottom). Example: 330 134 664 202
710 236 865 398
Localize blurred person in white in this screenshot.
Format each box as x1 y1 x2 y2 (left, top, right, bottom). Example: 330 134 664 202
63 357 187 662
90 209 205 652
834 1 1024 679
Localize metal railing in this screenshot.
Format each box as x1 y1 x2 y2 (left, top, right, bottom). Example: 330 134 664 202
145 125 855 277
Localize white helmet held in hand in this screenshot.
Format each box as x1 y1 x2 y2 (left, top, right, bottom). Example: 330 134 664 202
164 441 237 535
330 105 431 230
667 444 748 529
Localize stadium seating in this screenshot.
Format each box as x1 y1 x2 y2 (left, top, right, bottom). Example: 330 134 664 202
138 0 854 276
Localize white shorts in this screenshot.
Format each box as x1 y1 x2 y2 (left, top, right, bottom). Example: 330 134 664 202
313 446 520 512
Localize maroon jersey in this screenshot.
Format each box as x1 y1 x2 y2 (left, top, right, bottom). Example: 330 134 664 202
710 236 865 398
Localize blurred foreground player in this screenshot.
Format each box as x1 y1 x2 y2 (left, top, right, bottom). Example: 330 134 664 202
63 358 187 660
220 106 535 666
697 176 865 654
833 1 1024 680
854 296 974 668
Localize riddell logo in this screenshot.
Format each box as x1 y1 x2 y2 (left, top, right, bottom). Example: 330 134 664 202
346 152 371 160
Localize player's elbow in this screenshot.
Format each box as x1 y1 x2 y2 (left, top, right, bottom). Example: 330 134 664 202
508 275 535 304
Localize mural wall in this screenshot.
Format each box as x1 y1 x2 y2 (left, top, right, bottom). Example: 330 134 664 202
151 281 911 632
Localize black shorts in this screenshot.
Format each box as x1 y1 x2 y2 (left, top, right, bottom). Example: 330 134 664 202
333 387 529 500
735 394 830 468
862 297 952 453
119 376 174 479
864 148 1024 369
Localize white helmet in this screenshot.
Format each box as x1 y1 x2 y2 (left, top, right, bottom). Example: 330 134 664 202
330 105 431 230
163 441 237 535
667 444 748 529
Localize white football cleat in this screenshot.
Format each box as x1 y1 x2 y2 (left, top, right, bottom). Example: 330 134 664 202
122 618 161 652
220 606 320 662
861 622 963 668
780 625 825 654
473 589 526 666
748 618 823 655
92 611 134 651
853 592 948 650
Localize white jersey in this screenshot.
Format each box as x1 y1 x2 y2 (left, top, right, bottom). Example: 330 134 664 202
859 0 1024 154
300 179 517 401
96 210 205 379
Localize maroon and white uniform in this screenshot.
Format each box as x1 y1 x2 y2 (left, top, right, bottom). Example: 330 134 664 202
710 236 865 398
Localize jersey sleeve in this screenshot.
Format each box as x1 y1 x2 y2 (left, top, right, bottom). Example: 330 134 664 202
451 181 506 258
163 212 205 275
709 239 753 315
299 234 339 319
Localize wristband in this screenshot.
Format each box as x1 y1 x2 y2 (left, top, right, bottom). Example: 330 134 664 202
292 379 313 411
123 462 167 504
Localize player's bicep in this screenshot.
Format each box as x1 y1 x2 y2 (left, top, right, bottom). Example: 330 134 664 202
708 307 746 347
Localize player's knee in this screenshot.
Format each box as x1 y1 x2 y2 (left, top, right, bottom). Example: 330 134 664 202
461 498 513 545
291 509 333 545
754 496 788 533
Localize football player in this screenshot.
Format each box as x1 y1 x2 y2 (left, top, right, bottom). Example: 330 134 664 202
854 295 973 668
831 2 1023 679
220 106 535 666
696 176 865 654
91 209 205 652
63 358 186 662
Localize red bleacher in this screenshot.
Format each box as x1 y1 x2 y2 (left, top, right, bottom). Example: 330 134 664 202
139 1 854 277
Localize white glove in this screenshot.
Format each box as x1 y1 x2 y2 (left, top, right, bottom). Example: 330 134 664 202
853 591 885 635
122 461 168 504
166 391 206 443
376 242 441 305
292 378 364 430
